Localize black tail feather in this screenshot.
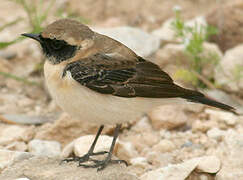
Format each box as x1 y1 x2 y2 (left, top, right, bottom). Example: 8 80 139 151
185 95 237 115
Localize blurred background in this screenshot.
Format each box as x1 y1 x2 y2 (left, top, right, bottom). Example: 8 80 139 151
0 0 243 179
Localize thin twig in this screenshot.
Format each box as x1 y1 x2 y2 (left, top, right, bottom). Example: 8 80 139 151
192 70 216 89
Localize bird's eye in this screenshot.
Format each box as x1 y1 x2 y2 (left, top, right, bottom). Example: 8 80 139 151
51 39 64 50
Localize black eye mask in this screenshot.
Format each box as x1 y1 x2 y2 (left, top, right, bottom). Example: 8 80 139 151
40 36 78 64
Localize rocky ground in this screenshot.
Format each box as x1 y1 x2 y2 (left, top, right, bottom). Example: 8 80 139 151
0 0 243 179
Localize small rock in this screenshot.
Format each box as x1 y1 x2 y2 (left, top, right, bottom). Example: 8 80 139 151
207 128 225 141
146 151 173 167
140 157 200 180
117 141 138 162
205 109 238 126
214 44 243 96
207 1 243 52
131 116 153 133
74 135 118 157
130 157 148 169
192 120 218 133
0 57 12 72
154 44 187 68
215 130 243 179
5 141 27 152
153 139 176 153
196 156 221 173
129 132 160 153
152 18 179 44
94 26 160 57
1 114 57 125
61 141 75 158
148 105 187 130
17 98 34 107
0 150 32 170
34 113 99 145
0 125 34 146
0 50 16 60
216 167 243 180
28 139 61 157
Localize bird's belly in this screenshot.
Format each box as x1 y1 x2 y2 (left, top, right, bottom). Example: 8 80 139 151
44 62 184 125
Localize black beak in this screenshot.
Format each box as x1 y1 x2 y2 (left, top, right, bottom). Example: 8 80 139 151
21 33 41 42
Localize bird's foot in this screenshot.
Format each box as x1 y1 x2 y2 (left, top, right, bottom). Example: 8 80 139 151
61 151 108 164
79 157 128 171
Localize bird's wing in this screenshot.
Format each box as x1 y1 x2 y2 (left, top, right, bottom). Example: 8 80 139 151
63 53 202 98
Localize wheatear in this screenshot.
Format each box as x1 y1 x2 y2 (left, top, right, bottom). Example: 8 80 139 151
22 19 236 171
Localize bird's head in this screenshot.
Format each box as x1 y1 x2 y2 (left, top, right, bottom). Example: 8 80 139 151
22 19 95 64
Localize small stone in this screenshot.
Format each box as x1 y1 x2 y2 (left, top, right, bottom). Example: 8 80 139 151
196 156 221 173
153 139 176 153
117 141 138 162
207 1 243 51
205 109 238 126
17 98 34 107
0 125 34 146
140 157 200 180
207 128 225 141
5 141 27 152
1 114 55 125
131 116 153 133
28 139 61 157
152 18 179 44
94 26 160 57
130 157 148 169
0 50 16 60
61 141 74 158
215 130 243 179
192 120 218 133
0 150 32 170
74 135 118 157
146 151 173 167
214 44 243 96
34 113 98 145
148 105 187 130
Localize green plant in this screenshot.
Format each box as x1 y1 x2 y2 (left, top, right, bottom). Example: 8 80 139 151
0 0 55 50
0 17 23 49
233 65 243 81
11 0 55 33
171 8 219 88
0 0 55 85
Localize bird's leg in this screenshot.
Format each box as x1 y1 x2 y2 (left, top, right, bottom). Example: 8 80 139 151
61 125 108 164
78 124 128 171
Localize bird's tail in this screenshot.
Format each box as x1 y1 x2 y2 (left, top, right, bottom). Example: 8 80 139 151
185 95 237 115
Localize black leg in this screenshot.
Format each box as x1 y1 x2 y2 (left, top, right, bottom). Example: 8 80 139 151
79 124 128 171
61 125 108 164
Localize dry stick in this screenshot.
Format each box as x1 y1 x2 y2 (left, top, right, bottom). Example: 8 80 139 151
192 70 216 90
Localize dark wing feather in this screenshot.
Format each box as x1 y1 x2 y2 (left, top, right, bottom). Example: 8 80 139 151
63 53 237 113
63 53 202 98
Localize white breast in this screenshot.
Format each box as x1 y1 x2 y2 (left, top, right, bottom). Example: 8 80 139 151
44 61 185 125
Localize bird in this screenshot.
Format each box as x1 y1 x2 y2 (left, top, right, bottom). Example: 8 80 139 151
22 19 237 171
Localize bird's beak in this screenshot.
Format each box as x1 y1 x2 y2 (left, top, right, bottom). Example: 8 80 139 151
22 33 41 42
